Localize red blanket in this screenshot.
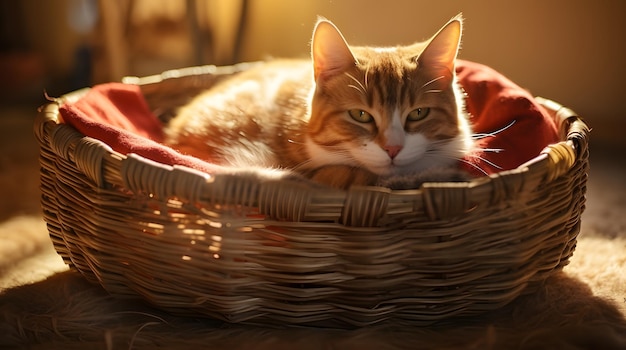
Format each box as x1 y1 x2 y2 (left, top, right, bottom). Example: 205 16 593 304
59 60 558 178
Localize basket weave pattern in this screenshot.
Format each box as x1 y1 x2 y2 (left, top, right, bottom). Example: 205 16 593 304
34 65 589 327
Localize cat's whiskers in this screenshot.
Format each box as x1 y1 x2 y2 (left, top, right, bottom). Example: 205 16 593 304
472 120 516 140
419 76 445 91
456 158 490 176
419 121 517 175
472 154 502 171
344 72 367 96
479 148 504 153
348 85 365 94
421 139 504 176
460 122 518 169
425 151 489 176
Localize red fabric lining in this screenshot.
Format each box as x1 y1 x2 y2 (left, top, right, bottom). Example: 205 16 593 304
59 60 559 177
456 60 558 174
59 84 224 174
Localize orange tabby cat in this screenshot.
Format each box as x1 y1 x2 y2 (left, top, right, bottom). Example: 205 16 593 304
165 15 473 190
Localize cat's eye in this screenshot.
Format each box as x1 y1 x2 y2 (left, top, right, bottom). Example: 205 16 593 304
348 109 374 123
407 108 431 121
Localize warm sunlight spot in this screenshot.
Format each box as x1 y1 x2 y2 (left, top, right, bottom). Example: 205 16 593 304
209 234 223 254
209 244 221 253
209 221 223 229
142 222 164 235
147 222 164 229
182 255 192 261
182 228 206 235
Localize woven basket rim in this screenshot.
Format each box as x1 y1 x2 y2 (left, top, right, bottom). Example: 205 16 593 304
38 69 588 223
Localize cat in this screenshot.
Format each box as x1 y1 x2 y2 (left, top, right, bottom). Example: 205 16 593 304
164 14 474 190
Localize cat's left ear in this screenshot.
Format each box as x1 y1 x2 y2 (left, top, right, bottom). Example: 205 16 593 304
418 14 463 72
311 17 357 81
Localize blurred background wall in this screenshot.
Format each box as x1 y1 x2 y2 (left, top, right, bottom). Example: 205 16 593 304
1 0 624 147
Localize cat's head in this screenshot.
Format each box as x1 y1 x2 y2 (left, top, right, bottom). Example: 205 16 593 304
305 14 473 178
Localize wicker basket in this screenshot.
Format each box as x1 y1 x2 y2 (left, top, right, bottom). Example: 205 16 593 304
34 64 589 328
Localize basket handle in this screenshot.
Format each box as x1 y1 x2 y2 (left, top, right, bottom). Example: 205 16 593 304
535 97 590 158
533 97 590 182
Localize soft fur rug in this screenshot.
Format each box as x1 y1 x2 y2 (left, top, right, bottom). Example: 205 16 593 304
0 109 625 349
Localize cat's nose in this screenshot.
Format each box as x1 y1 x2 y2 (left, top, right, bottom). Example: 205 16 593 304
384 145 403 159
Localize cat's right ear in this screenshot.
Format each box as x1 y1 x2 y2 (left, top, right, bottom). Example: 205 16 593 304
311 18 357 81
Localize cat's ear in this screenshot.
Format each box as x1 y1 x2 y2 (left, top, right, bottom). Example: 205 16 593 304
311 17 357 81
417 14 463 72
